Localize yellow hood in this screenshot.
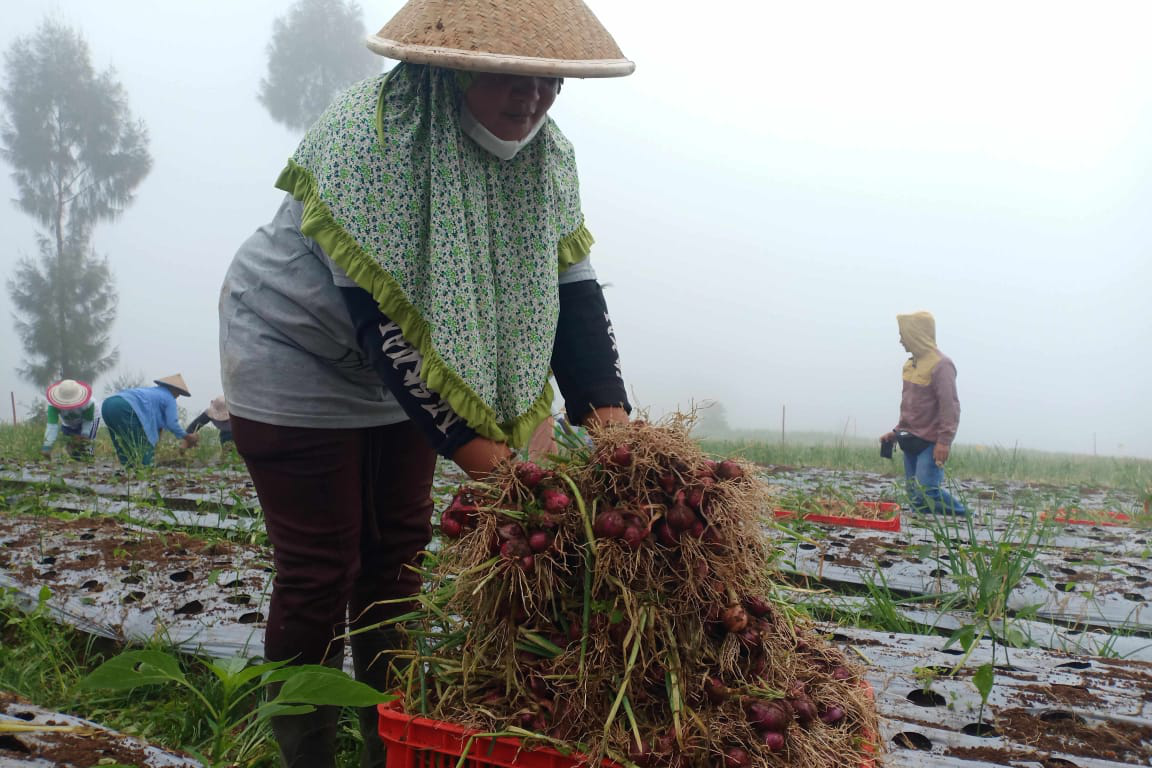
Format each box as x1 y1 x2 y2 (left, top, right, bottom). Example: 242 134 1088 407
898 311 941 386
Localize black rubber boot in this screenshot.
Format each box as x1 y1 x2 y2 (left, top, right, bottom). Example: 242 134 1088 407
351 628 404 768
269 700 340 768
267 660 342 768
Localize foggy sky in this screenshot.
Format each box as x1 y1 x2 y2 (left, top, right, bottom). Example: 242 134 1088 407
1 0 1150 458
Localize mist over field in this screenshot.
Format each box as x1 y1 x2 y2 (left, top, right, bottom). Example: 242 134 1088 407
1 0 1149 458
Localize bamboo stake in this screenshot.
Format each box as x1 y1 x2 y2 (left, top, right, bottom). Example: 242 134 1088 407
0 722 92 735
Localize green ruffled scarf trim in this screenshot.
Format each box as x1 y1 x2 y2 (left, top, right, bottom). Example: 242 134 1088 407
557 224 595 272
277 159 568 449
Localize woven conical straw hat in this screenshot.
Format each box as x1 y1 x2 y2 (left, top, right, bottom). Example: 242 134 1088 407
154 374 191 398
367 0 634 78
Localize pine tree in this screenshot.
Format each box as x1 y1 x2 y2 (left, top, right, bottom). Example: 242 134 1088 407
259 0 380 131
7 227 118 384
1 19 151 387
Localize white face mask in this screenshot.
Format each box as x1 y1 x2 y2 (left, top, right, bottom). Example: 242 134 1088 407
459 103 546 161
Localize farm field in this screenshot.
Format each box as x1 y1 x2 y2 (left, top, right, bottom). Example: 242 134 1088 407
2 439 1152 767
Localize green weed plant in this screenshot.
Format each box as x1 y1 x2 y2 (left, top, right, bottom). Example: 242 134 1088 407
916 499 1051 730
1 586 386 767
80 651 390 768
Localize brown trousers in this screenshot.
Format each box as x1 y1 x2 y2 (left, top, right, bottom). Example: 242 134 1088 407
231 415 436 664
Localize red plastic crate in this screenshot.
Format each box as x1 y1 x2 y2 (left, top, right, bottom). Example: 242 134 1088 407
774 501 901 532
378 700 616 768
380 700 877 768
1041 508 1131 527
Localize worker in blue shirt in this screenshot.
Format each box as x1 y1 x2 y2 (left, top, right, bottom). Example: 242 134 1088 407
101 374 199 467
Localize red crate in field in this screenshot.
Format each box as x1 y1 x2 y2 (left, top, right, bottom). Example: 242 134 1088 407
380 698 878 768
1041 508 1131 527
774 501 901 532
378 700 616 768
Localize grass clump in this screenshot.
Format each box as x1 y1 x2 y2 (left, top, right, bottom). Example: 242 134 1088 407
701 435 1152 494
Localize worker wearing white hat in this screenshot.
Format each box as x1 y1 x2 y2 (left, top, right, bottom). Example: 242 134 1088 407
41 379 98 460
185 396 233 449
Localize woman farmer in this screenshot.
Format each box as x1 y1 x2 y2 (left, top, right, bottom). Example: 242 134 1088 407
219 0 634 763
41 379 99 460
101 374 199 467
185 396 233 448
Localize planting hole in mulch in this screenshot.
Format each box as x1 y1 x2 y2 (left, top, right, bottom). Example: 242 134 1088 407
892 731 932 750
906 689 946 707
961 722 999 737
174 600 204 615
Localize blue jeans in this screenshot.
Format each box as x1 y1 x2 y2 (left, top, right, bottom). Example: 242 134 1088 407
903 444 967 515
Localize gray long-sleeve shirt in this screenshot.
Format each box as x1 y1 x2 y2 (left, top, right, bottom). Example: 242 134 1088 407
219 195 596 429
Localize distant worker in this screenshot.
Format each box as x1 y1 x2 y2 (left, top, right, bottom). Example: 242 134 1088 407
186 396 233 447
41 379 99 460
101 374 199 467
880 311 968 515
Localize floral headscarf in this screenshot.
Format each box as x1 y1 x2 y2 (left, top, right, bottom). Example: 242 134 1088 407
275 63 593 447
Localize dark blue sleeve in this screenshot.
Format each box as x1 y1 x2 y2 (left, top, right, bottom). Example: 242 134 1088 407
340 287 478 458
186 411 210 434
551 279 631 426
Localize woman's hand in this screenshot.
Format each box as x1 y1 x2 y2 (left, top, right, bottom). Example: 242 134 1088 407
181 433 200 451
453 436 515 481
582 406 629 428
